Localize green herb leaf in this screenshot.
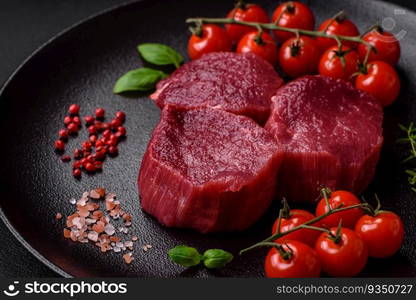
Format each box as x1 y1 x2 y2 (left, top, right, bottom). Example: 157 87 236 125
138 43 184 68
113 68 168 94
201 249 233 269
168 245 202 267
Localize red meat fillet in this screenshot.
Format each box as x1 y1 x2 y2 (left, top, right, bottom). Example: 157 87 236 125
138 106 282 233
150 52 284 124
265 75 383 203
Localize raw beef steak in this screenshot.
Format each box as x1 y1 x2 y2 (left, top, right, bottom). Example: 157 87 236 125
138 106 282 233
150 52 284 124
265 75 383 203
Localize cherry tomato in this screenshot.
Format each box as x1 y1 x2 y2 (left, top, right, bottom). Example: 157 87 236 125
319 46 359 81
315 190 363 229
278 36 321 78
272 1 315 43
272 209 321 247
265 241 321 278
188 24 232 60
358 29 401 65
355 211 404 258
355 61 401 107
316 16 360 51
237 31 278 65
315 227 368 277
226 3 269 44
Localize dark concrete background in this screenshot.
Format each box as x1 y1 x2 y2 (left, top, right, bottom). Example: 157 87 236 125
0 0 415 277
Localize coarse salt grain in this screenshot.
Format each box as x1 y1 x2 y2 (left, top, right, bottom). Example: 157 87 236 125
87 231 99 242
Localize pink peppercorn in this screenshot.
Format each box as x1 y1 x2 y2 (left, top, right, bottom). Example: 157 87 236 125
61 155 71 162
110 119 122 130
67 123 78 134
73 169 82 178
94 161 103 170
59 129 69 139
108 146 118 156
82 141 92 152
72 116 81 126
73 161 82 169
64 116 72 126
84 162 96 172
89 135 97 144
73 149 83 159
88 125 97 135
55 140 65 151
95 108 105 119
84 115 95 125
117 126 126 137
115 111 126 122
95 140 105 148
103 129 112 139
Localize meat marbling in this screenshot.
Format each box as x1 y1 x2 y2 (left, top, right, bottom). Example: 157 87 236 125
265 75 383 203
150 52 284 124
138 106 282 233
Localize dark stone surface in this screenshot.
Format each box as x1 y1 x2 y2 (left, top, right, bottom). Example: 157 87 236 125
0 0 416 278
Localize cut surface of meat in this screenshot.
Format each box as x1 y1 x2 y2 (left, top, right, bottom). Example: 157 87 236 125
150 52 284 124
265 75 383 203
138 106 282 233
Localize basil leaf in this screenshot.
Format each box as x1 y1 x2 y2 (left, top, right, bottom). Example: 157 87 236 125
168 245 202 267
113 68 168 94
202 249 233 269
138 43 184 68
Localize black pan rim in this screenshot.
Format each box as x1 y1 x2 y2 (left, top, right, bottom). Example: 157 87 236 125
0 0 411 278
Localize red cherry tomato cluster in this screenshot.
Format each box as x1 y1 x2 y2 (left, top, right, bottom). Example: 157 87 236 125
187 1 402 107
54 105 127 178
265 191 404 278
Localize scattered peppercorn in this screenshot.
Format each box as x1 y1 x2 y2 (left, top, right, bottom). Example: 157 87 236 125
89 135 98 144
117 127 126 137
73 168 82 178
74 149 83 159
61 155 71 162
110 118 122 130
82 141 92 151
64 116 73 126
72 116 81 127
88 125 97 135
85 162 96 172
84 115 95 125
108 146 118 156
67 123 78 134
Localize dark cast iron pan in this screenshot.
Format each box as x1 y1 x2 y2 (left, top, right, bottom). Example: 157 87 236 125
1 0 415 277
